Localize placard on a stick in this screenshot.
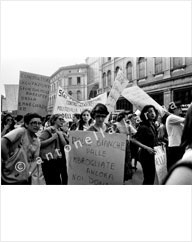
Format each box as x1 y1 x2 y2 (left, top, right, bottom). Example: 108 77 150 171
17 71 50 116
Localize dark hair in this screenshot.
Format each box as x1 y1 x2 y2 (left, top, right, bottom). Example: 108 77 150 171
140 105 159 122
73 113 80 119
49 114 63 125
45 114 51 121
15 115 23 122
78 109 92 130
24 113 42 125
181 104 192 149
91 103 109 119
116 112 125 122
1 113 15 132
161 112 170 125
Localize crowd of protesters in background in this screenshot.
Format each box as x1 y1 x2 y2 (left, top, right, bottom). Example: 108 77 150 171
1 100 192 185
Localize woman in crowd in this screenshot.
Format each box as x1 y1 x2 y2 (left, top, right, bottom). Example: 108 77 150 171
39 114 68 185
43 114 51 129
1 113 15 137
113 111 137 181
88 103 111 132
1 113 42 185
76 109 93 131
163 104 192 185
14 115 24 129
134 105 159 185
70 113 80 131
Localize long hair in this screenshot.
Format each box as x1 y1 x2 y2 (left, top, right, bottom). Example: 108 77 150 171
1 113 15 132
49 114 61 126
181 104 192 149
140 105 159 123
78 109 92 130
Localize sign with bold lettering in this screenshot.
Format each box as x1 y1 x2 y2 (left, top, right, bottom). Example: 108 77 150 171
122 86 165 116
17 71 50 116
154 145 167 184
53 87 107 121
67 131 126 185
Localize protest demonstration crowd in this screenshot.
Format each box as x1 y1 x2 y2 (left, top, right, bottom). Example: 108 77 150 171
1 70 192 185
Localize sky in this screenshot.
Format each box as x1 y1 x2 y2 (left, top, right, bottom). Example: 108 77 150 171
1 1 191 98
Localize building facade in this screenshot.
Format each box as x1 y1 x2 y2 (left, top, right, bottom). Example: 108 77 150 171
85 57 104 99
96 57 192 112
47 64 88 114
47 57 192 114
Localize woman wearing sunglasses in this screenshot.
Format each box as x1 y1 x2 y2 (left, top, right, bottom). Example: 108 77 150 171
1 114 15 137
1 113 42 184
39 114 68 185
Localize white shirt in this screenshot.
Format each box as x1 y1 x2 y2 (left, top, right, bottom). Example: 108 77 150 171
166 114 185 147
182 148 192 160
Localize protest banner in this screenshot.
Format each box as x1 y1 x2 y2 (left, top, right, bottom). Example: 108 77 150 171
67 131 126 185
4 85 19 112
106 69 129 114
122 85 166 116
154 145 167 184
17 71 50 116
53 87 107 121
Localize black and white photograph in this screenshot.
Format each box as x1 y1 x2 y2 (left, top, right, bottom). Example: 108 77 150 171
1 1 191 241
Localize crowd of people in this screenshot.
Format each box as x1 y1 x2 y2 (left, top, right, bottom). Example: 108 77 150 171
1 101 192 185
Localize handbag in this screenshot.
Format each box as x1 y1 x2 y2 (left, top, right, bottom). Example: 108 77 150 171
31 163 46 185
1 144 30 184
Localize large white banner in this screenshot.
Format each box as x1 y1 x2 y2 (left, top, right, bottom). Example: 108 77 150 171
53 87 107 121
122 85 165 116
67 131 126 185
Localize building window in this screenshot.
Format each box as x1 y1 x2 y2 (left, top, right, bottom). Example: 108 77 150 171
68 90 73 96
174 87 192 104
89 90 97 99
107 57 111 61
107 70 112 87
77 90 81 100
68 77 72 86
149 92 164 105
173 57 184 69
155 57 163 74
103 72 107 88
115 66 120 77
138 57 146 79
77 77 81 85
116 97 133 111
126 62 132 81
